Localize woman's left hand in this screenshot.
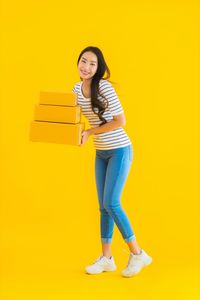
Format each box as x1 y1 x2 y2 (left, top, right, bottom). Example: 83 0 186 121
80 129 91 146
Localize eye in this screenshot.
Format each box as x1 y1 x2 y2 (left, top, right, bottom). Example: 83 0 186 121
81 60 95 66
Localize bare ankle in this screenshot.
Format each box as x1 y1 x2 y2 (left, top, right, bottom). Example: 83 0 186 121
131 249 142 255
103 254 112 259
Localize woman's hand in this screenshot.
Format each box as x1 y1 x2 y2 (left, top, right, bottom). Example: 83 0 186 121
79 129 91 146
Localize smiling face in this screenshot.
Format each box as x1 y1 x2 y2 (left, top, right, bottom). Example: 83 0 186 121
78 51 98 81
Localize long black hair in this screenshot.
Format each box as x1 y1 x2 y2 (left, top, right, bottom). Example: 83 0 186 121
77 46 113 125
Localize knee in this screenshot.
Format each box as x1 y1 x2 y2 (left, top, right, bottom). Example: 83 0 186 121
99 206 108 214
103 202 120 213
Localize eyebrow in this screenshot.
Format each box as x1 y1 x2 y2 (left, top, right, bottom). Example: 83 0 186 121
82 56 97 63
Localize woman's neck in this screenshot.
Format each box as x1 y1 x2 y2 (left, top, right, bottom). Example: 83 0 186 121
82 78 92 87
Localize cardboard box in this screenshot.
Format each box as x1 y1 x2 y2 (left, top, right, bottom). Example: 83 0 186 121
39 91 78 106
34 104 81 123
29 121 85 146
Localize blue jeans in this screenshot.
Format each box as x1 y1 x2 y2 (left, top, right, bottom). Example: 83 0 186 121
95 144 136 243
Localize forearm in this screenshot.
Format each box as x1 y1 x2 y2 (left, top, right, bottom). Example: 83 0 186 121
88 120 124 135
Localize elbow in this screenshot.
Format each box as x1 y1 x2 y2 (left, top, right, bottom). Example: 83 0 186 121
120 119 126 127
122 120 126 126
117 118 126 127
117 120 126 127
113 114 126 127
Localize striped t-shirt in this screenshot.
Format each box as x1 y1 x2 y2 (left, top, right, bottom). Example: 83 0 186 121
72 79 132 150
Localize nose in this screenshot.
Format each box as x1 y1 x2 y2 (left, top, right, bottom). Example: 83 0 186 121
84 65 90 71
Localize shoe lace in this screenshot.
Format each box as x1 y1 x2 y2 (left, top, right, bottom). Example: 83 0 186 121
93 255 104 264
122 248 141 268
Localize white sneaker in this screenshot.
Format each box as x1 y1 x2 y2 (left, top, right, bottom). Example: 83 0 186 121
121 249 152 277
85 255 117 274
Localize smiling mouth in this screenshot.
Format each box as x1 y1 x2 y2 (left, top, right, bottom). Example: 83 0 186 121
81 70 89 75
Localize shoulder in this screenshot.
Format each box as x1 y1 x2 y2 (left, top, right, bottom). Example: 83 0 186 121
99 79 113 89
99 79 117 96
72 81 81 92
99 79 119 99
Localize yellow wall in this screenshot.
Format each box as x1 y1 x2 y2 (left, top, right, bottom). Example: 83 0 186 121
0 0 199 299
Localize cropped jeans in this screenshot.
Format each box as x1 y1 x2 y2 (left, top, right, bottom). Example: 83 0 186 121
95 144 136 243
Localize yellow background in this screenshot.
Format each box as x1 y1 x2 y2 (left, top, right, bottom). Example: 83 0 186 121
0 0 199 299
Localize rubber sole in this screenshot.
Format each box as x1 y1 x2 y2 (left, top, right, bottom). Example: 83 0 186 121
121 257 153 277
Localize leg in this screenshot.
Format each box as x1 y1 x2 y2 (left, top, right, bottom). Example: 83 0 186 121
103 146 138 246
102 243 112 259
127 240 142 255
95 152 114 258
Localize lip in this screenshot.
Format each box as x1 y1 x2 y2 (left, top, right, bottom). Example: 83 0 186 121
81 70 89 75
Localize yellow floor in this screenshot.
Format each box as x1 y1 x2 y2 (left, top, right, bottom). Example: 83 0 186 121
1 260 199 300
1 225 199 300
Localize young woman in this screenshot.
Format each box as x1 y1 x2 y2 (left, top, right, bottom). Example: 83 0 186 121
72 46 152 277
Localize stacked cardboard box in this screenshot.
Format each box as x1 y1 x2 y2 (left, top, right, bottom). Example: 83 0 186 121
29 91 85 146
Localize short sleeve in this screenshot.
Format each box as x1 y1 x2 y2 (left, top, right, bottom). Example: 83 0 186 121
99 80 124 116
72 83 77 93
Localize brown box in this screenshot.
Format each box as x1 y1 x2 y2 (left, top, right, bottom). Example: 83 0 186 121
29 121 85 146
34 104 81 124
39 91 78 106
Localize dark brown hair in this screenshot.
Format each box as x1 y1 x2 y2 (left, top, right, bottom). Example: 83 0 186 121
77 46 113 125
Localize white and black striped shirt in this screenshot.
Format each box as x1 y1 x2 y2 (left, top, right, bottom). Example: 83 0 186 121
72 79 132 150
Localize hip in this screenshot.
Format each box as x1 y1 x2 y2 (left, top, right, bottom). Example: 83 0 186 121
96 144 134 162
